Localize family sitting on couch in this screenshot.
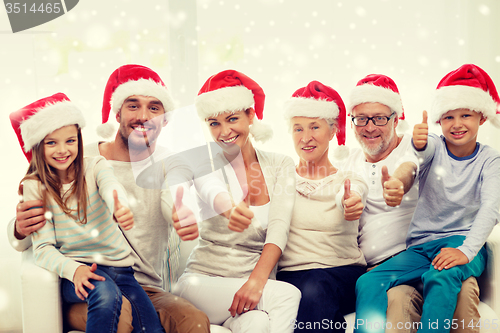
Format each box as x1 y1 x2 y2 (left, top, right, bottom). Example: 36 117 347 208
8 63 500 333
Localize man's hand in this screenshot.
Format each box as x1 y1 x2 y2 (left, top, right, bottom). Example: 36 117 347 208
381 166 405 207
343 179 364 221
228 277 265 317
73 263 105 300
228 194 254 232
413 110 429 150
113 190 134 230
15 183 46 239
172 187 198 241
432 248 469 271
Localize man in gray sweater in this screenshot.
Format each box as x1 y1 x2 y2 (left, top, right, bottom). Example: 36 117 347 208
341 74 479 333
8 64 209 333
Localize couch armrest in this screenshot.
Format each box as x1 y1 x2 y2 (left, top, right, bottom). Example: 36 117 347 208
478 225 500 316
21 247 63 333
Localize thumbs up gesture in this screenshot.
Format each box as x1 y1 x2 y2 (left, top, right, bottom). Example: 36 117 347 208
381 165 405 207
343 179 364 221
228 191 254 233
172 186 199 241
113 190 134 230
413 110 429 150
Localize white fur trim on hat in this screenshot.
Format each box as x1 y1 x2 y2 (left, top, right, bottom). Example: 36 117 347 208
249 119 273 143
283 97 340 120
111 78 175 114
348 84 403 116
396 119 410 134
196 85 254 119
20 101 86 152
96 121 117 138
430 85 498 124
333 145 350 160
491 104 500 128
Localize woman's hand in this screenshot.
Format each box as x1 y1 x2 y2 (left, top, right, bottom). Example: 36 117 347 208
228 195 254 232
343 179 364 221
73 263 105 300
228 277 266 317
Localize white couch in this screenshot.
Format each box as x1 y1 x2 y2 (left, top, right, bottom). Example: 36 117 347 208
21 226 500 333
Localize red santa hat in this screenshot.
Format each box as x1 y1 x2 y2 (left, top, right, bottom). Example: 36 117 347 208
431 64 500 127
348 74 408 133
97 64 175 138
284 80 349 159
195 69 272 143
10 93 86 162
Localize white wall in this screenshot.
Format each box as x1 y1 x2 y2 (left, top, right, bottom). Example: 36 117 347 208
1 0 499 331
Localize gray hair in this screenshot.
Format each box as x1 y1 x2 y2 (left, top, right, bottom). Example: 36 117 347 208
288 117 337 133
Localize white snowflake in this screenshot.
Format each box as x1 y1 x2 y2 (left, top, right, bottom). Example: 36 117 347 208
479 5 490 16
355 6 367 17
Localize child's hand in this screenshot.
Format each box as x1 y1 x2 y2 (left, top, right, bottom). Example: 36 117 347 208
113 190 134 230
172 187 199 241
73 263 105 300
228 194 254 232
381 166 404 207
343 179 364 221
413 110 429 150
432 248 469 271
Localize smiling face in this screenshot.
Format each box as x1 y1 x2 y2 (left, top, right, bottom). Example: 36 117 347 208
116 95 167 153
291 117 336 165
206 109 255 154
43 125 79 182
439 108 486 157
351 102 399 162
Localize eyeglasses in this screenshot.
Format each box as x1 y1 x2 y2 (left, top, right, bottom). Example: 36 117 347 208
351 112 396 127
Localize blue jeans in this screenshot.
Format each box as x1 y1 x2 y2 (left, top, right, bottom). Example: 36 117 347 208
354 236 487 333
62 264 165 333
277 265 366 332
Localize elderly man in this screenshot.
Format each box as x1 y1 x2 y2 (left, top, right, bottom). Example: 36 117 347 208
8 64 210 333
342 74 479 333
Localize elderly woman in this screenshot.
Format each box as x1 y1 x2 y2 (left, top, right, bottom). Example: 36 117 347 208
276 81 368 332
173 70 301 333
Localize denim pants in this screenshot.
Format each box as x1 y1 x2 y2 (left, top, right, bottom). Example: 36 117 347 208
61 264 165 333
354 236 487 333
277 265 366 332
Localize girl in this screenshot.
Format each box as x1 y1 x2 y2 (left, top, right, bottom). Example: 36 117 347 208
173 70 301 333
10 93 164 333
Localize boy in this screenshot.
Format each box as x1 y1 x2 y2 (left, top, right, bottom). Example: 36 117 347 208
354 64 500 333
